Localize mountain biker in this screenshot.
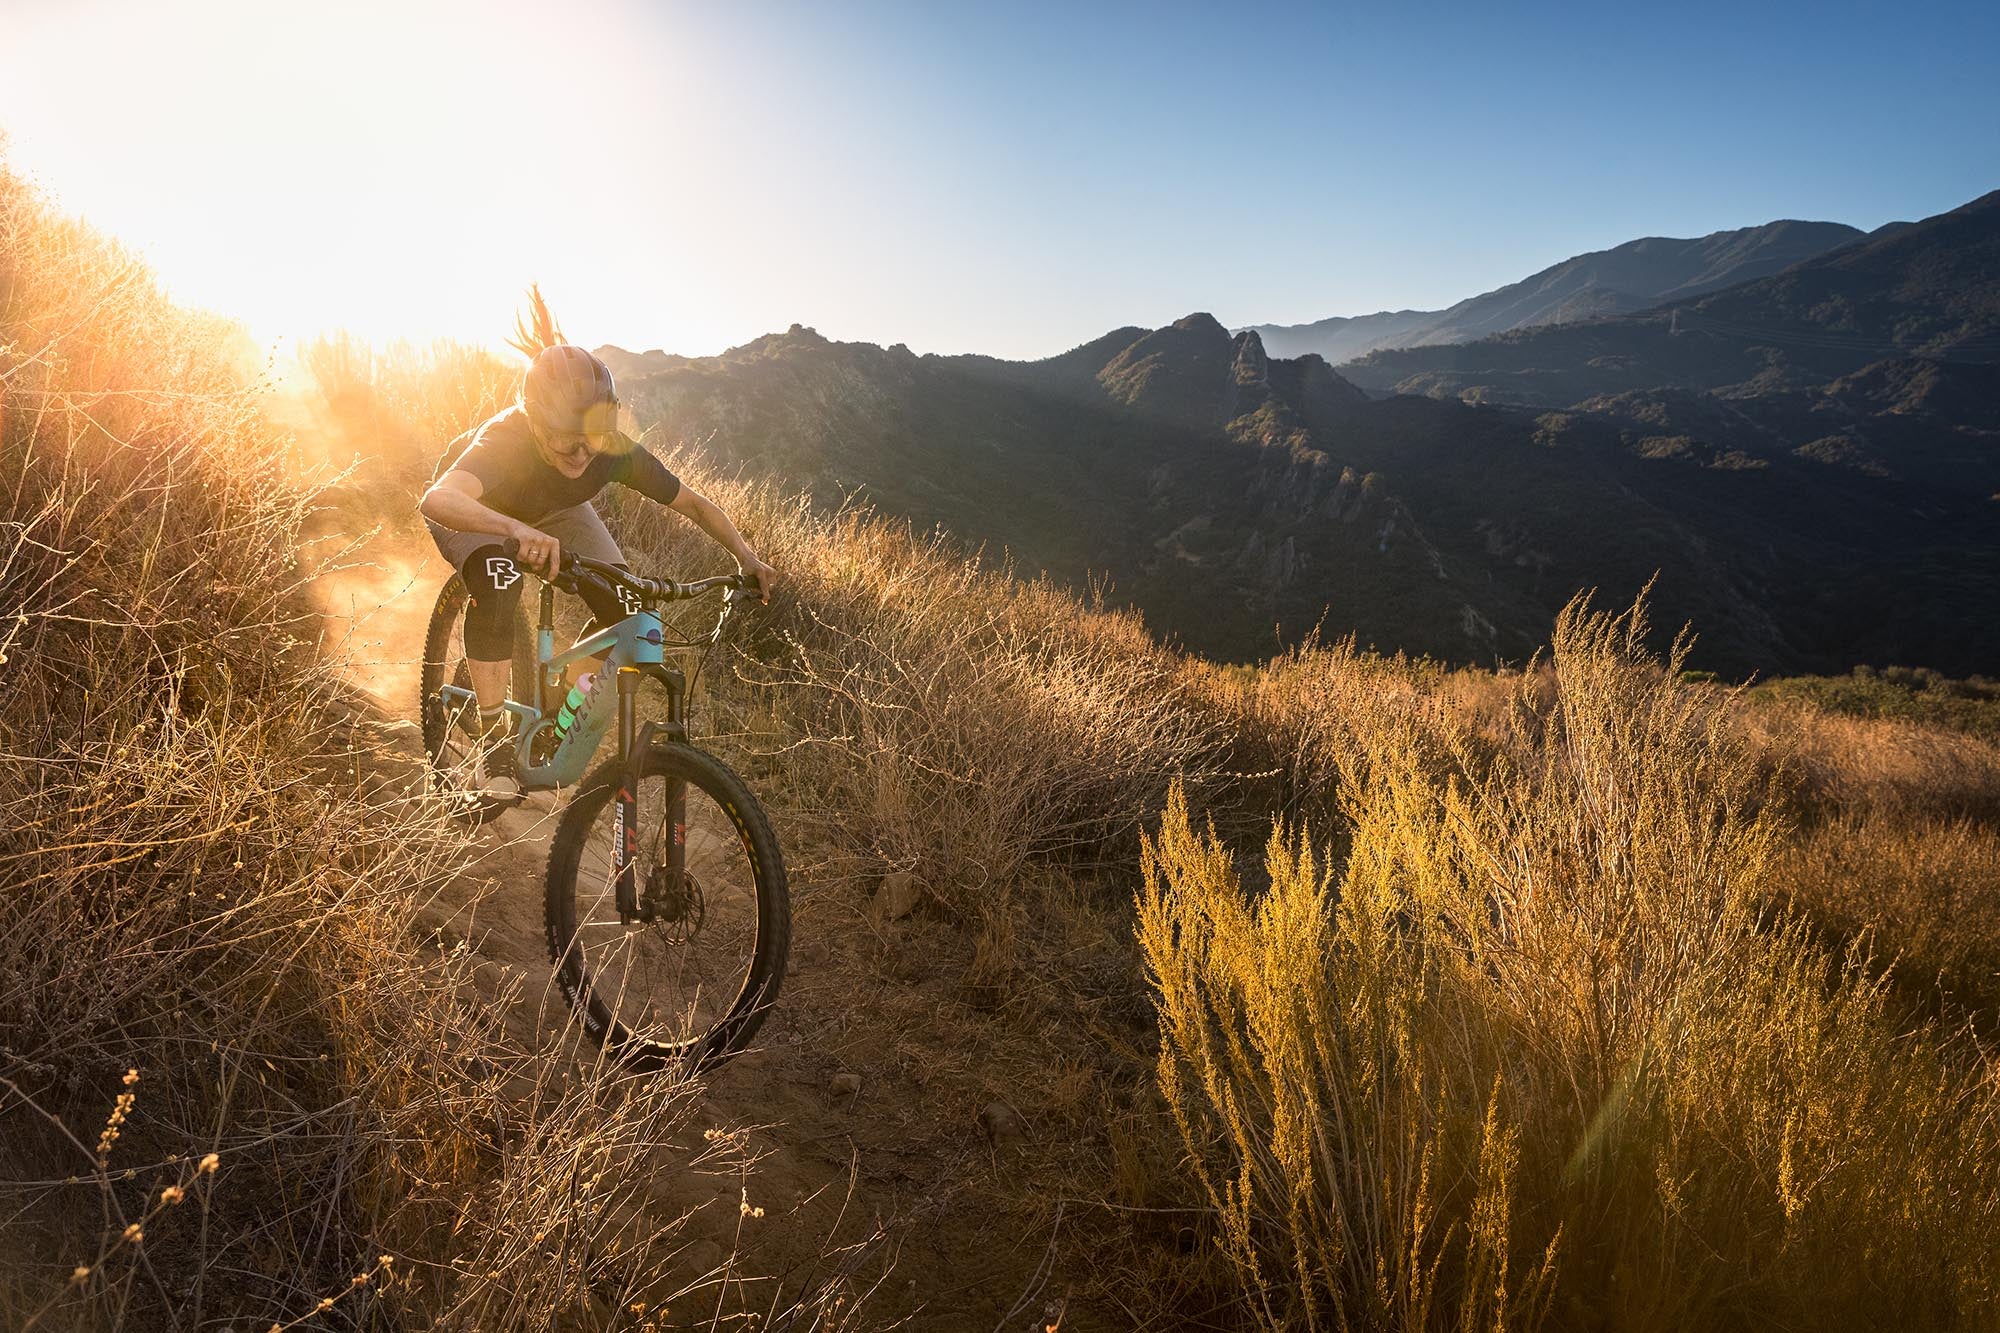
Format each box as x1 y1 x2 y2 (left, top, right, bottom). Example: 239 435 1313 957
419 343 778 798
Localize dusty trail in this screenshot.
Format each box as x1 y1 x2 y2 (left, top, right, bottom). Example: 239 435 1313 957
320 559 1128 1331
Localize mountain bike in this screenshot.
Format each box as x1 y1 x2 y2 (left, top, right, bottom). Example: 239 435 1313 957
418 539 789 1069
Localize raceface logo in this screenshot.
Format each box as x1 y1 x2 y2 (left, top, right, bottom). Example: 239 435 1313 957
615 585 644 617
485 556 521 589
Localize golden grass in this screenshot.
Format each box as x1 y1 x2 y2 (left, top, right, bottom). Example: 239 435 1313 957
1743 699 2000 823
606 479 1236 922
1775 811 2000 1021
1140 596 2000 1330
0 158 835 1331
293 330 2000 1329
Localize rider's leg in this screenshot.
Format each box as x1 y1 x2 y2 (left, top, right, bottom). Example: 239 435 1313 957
572 576 631 678
455 545 526 796
459 543 528 715
467 656 514 710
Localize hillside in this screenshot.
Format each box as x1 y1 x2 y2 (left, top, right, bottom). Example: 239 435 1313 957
1247 218 1863 362
607 269 2000 676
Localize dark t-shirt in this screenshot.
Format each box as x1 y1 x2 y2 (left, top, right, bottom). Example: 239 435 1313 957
434 406 682 523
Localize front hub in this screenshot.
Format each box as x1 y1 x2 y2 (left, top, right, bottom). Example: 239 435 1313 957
638 867 704 941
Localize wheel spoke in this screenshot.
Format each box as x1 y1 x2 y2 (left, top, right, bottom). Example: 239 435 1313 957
554 759 766 1058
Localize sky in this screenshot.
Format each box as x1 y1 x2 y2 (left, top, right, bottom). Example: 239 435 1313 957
1 0 1996 361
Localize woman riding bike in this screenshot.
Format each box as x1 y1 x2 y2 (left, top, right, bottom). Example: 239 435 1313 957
419 342 778 798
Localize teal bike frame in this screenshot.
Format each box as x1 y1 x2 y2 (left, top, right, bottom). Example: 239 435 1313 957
437 578 689 791
438 569 720 922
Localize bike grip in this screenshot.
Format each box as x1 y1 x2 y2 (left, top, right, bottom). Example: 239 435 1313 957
502 536 520 559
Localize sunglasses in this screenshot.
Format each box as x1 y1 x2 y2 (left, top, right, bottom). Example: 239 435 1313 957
545 427 622 459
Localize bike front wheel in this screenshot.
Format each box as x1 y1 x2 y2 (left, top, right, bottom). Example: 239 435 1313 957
544 743 790 1070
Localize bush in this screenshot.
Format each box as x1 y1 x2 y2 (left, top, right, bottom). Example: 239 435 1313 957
1139 593 2000 1330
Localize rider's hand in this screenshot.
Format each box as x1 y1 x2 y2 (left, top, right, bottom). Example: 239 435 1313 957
739 553 780 604
511 524 562 578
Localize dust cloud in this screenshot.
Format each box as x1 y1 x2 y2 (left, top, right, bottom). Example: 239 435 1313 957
310 543 444 712
262 340 461 716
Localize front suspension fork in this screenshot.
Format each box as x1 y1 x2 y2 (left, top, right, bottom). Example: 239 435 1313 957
613 667 688 923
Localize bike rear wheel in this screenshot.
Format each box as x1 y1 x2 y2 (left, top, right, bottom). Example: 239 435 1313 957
419 574 535 824
544 743 790 1070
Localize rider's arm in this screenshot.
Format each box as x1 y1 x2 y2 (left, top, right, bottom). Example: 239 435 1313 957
670 486 779 601
612 443 779 600
668 487 753 565
420 470 560 573
419 469 519 538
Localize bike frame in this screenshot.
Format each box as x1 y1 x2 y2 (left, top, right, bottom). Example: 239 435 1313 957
437 579 690 920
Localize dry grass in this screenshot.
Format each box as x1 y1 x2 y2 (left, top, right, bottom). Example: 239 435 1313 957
293 330 2000 1328
1140 595 2000 1330
285 330 517 543
606 478 1237 923
1775 812 2000 1021
0 158 837 1331
1742 700 2000 824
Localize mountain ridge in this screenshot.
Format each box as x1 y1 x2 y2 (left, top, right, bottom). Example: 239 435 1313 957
597 192 2000 677
1246 218 1865 363
1340 187 2000 404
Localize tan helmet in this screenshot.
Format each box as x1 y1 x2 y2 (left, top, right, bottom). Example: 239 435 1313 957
523 344 619 436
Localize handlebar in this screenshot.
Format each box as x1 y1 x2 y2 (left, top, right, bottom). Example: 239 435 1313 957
501 537 755 606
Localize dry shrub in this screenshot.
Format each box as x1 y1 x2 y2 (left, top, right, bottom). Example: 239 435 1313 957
0 159 746 1330
1742 701 2000 823
1140 592 2000 1331
1777 812 2000 1020
1183 636 1470 853
608 478 1235 917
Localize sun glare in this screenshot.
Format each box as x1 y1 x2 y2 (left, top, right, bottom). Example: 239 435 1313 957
0 0 689 351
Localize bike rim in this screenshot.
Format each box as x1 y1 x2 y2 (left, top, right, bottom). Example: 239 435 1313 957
568 768 764 1054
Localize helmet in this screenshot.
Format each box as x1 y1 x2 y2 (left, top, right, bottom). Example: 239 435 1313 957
522 344 619 436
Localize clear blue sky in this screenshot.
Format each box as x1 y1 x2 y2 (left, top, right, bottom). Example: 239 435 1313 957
2 0 1994 359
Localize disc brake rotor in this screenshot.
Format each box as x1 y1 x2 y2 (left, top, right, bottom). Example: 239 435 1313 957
641 867 705 943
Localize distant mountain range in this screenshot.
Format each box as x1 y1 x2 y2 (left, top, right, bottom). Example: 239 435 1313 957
1341 190 2000 404
1245 219 1868 363
604 191 2000 676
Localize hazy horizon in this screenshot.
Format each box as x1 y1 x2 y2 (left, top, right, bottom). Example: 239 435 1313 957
1 0 1995 361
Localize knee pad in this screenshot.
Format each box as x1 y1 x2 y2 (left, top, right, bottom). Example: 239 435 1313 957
461 544 524 660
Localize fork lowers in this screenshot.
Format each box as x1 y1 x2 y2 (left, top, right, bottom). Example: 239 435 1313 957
614 667 642 920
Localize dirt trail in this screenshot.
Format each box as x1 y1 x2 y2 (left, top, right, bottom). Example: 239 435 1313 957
323 561 1134 1331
